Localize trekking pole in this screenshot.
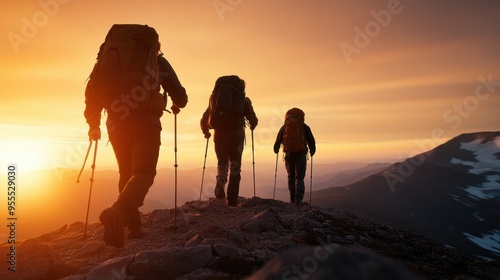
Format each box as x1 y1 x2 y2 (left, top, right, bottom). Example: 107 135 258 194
273 152 278 199
76 140 93 183
309 156 313 206
83 139 98 240
251 130 256 197
173 113 178 232
199 137 209 201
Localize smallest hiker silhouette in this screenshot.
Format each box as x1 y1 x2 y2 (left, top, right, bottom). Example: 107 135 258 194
200 75 258 206
273 108 316 206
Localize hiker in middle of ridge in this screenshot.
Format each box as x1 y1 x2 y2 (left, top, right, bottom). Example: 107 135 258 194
200 75 258 207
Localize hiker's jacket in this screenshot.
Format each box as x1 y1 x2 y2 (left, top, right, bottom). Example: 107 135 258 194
274 123 316 155
84 55 188 130
200 97 258 138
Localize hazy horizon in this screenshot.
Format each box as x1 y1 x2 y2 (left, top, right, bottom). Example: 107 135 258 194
2 0 499 173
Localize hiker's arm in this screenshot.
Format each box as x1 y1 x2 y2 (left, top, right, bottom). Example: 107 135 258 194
158 56 188 108
304 124 316 156
200 108 211 138
244 97 258 130
273 126 284 154
83 82 103 140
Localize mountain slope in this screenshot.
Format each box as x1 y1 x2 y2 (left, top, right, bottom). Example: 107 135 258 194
314 162 392 189
313 131 500 260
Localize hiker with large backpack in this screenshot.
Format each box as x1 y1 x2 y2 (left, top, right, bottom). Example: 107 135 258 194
273 108 316 206
200 75 258 206
84 24 188 248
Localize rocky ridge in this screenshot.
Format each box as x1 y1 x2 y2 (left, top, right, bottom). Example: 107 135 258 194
1 197 498 279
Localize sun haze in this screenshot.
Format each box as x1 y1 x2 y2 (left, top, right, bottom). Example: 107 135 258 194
1 1 499 185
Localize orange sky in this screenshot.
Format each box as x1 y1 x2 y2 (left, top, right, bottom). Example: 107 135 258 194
1 0 500 174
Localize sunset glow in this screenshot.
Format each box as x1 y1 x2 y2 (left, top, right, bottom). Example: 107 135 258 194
2 0 499 168
1 1 499 239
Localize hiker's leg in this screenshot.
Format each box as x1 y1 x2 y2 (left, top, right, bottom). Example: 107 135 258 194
227 174 241 206
109 127 133 194
101 123 133 247
227 135 244 206
108 125 134 230
117 123 161 211
295 153 307 202
102 121 159 246
285 154 296 202
214 134 229 185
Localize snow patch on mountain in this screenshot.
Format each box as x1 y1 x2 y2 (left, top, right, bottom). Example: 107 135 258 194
450 136 500 200
464 230 500 256
449 136 500 259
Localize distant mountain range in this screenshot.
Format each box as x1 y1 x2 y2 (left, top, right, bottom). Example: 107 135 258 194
313 131 500 261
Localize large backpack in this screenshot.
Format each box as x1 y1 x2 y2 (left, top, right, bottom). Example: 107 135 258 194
282 108 306 153
208 75 246 130
86 24 165 116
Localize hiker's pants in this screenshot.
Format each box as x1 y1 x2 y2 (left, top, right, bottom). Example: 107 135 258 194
285 152 307 202
109 122 161 228
214 134 244 204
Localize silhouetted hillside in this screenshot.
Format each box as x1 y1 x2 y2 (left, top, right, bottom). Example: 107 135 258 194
313 131 500 261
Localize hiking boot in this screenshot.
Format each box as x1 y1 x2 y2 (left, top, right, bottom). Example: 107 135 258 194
128 227 144 239
99 207 125 248
295 199 303 206
214 179 226 199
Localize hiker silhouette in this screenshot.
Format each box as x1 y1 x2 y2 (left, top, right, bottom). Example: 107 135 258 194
200 75 258 206
274 108 316 206
84 24 188 247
